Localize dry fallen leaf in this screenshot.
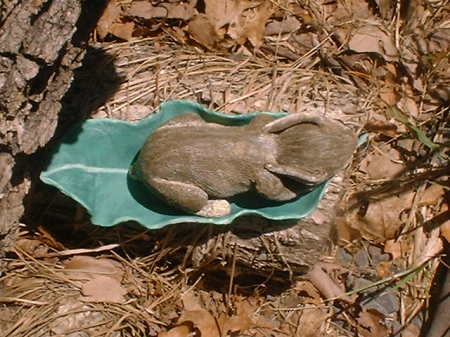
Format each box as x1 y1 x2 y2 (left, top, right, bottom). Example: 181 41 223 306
204 0 254 36
81 275 127 303
172 291 257 336
127 1 160 19
379 84 399 106
397 96 419 118
190 0 273 49
297 308 327 337
178 291 220 336
62 256 127 303
63 256 123 281
332 0 372 21
357 308 389 337
415 235 443 266
221 300 255 335
14 238 49 256
158 325 192 337
383 239 402 260
187 14 220 49
178 310 220 337
349 25 398 61
228 1 274 47
360 191 414 241
420 184 445 206
96 0 122 39
294 280 323 305
265 16 302 36
181 291 203 311
127 1 196 21
359 144 405 180
245 1 274 47
110 21 134 41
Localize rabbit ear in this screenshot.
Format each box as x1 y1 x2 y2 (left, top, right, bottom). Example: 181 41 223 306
264 163 329 185
263 113 322 133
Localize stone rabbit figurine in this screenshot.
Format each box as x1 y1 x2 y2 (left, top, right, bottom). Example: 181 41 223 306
134 112 357 217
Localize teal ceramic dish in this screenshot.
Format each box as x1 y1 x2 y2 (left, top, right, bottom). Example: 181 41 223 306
40 100 328 229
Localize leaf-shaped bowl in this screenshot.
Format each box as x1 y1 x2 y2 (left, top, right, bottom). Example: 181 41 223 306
41 100 328 229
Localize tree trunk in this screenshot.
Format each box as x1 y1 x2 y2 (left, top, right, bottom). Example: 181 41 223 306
0 0 85 254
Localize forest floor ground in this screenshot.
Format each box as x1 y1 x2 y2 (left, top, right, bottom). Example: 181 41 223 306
1 1 449 336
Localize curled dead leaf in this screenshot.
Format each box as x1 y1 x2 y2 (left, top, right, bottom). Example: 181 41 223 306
158 325 192 337
96 0 122 39
62 256 127 303
294 280 323 305
110 22 134 41
204 0 254 35
15 238 49 256
81 275 127 303
265 16 302 36
379 84 399 106
359 144 405 180
383 239 402 260
192 0 273 49
415 235 443 266
349 25 398 61
63 256 123 281
178 310 220 337
127 1 196 21
188 14 220 49
181 291 203 311
357 308 389 337
420 184 445 206
222 300 255 334
359 191 414 241
229 1 274 48
298 308 327 337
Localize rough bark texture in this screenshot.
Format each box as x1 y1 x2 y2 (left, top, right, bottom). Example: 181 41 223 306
0 0 85 253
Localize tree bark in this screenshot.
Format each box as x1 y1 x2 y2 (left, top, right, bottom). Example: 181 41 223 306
0 0 85 254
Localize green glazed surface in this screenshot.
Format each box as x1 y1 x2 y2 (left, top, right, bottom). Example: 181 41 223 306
41 100 327 229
